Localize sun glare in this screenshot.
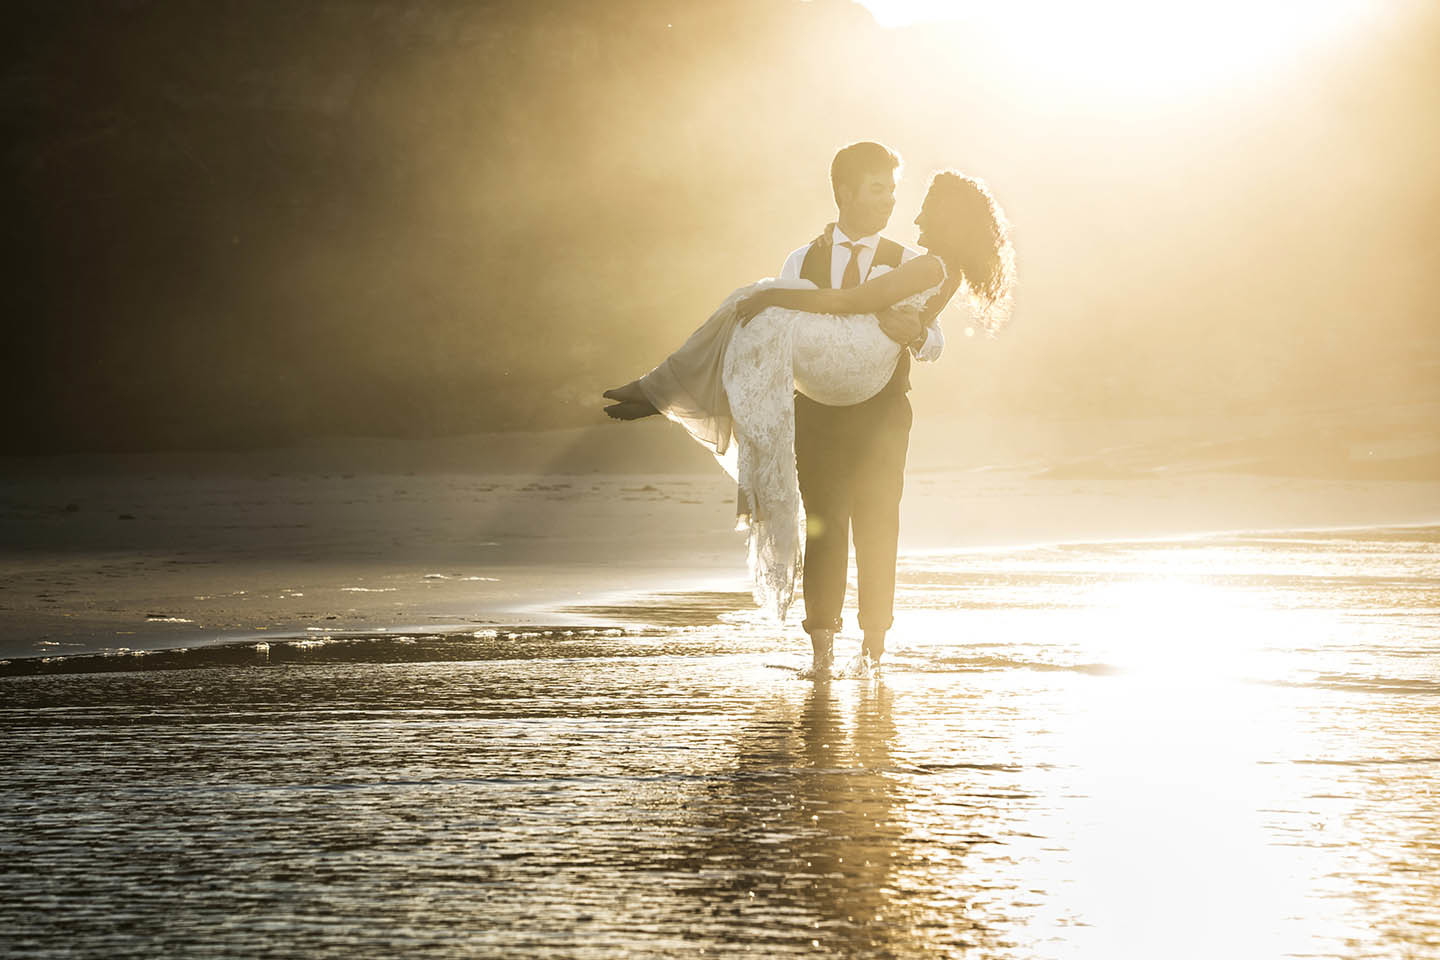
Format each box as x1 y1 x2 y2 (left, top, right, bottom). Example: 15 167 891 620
858 0 1381 100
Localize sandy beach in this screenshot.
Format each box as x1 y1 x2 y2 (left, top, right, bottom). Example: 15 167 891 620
4 414 1438 958
3 408 1436 664
5 510 1439 957
9 4 1440 954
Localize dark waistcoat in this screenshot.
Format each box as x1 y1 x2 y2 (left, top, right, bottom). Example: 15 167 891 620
797 225 910 399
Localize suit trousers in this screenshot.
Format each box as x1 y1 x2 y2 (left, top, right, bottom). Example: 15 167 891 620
794 386 911 637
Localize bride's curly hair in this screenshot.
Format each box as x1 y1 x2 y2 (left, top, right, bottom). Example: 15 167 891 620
926 171 1016 333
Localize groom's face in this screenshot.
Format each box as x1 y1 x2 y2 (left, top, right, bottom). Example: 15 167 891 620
840 169 897 238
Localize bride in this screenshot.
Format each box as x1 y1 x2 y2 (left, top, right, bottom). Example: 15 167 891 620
603 170 1015 620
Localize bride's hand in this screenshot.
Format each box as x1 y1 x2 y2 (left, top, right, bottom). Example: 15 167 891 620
736 290 776 326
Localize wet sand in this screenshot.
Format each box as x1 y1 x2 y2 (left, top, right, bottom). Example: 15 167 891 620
3 526 1438 957
3 417 1439 956
2 416 1438 663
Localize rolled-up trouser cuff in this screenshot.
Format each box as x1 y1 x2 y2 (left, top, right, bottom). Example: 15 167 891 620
803 617 842 636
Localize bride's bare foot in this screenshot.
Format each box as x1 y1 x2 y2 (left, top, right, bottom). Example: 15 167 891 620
602 380 646 404
604 400 659 420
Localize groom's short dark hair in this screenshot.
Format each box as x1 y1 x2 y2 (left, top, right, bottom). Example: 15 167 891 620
831 141 901 204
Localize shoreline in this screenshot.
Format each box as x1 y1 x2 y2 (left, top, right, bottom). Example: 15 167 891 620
5 513 1436 677
3 420 1436 665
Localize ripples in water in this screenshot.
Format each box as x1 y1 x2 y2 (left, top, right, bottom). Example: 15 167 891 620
2 526 1438 958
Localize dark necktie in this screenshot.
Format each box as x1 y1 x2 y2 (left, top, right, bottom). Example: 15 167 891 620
840 241 864 289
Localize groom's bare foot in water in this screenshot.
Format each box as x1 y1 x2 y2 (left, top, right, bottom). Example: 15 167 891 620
604 400 659 420
803 629 835 679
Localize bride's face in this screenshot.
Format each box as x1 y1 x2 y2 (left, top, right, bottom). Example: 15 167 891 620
914 193 939 250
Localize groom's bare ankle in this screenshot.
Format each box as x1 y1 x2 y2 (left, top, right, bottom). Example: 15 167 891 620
862 630 886 661
810 628 835 671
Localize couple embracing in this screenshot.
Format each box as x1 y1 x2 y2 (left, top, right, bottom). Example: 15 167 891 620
605 141 1015 677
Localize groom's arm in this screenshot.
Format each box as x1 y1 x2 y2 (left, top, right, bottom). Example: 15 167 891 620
779 239 942 359
878 305 922 347
878 302 944 360
742 257 944 321
912 316 945 362
896 292 947 362
892 244 944 362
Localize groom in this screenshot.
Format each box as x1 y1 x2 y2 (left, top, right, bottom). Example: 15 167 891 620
780 141 946 673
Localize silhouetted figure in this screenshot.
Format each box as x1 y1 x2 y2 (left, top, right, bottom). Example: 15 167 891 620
605 143 1015 676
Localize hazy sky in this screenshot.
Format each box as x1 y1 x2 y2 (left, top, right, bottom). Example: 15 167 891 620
2 0 1435 454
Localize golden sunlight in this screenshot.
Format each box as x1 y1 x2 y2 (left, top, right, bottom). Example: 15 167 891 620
858 0 1381 99
7 4 1440 957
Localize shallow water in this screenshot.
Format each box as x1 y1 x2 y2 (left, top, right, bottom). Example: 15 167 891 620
2 526 1438 958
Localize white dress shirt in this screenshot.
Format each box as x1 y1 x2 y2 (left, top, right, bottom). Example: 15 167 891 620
778 224 945 362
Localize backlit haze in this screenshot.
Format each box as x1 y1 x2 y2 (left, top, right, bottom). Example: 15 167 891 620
3 7 1439 957
3 0 1437 472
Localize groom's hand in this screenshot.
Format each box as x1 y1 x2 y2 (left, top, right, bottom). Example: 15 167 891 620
736 291 773 326
878 304 923 347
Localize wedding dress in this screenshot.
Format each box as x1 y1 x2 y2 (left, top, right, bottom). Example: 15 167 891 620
636 271 945 620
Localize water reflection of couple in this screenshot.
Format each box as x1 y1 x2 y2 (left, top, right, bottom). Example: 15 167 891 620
605 141 1015 676
674 682 910 955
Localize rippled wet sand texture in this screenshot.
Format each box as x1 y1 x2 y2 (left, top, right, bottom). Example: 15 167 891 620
2 527 1438 958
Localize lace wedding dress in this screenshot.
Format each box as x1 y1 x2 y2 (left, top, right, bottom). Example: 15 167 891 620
637 273 944 620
